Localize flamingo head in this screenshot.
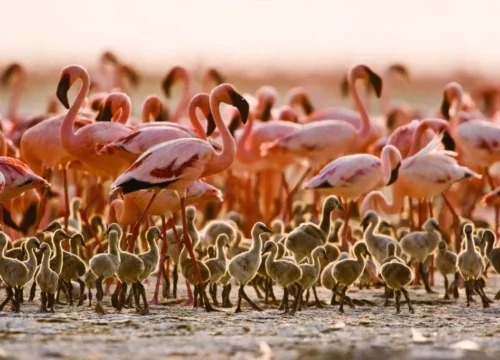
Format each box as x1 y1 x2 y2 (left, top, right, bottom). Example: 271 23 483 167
440 82 464 120
205 68 225 86
386 63 410 80
56 65 89 109
463 223 474 235
287 86 314 115
162 66 189 98
212 84 249 125
350 65 383 98
0 63 24 87
256 86 277 122
95 92 131 122
142 95 167 122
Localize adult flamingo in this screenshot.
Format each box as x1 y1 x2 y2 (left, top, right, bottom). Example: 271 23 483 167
202 68 226 93
162 66 191 123
261 65 383 210
360 135 480 232
111 83 249 312
304 144 402 250
442 82 500 234
99 93 217 164
56 65 133 180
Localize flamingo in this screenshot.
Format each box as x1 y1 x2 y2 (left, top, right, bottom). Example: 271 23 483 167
360 135 480 235
111 83 249 311
260 65 383 213
441 82 500 235
304 144 402 250
55 65 133 180
202 68 226 93
0 157 49 230
99 93 217 165
162 66 191 123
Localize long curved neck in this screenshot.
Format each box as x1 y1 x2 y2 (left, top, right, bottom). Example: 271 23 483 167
8 70 26 121
25 246 37 270
116 101 131 124
60 70 90 153
148 238 158 257
319 206 331 234
109 240 120 258
266 246 278 269
173 75 191 123
188 101 208 140
204 95 237 176
450 88 463 133
70 239 80 256
372 190 404 215
312 253 321 273
236 113 255 161
381 70 393 116
53 240 63 263
349 74 370 136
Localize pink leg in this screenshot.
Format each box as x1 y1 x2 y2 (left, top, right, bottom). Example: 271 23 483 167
408 198 415 231
62 167 70 232
340 200 352 252
150 216 170 305
128 192 158 253
484 168 499 237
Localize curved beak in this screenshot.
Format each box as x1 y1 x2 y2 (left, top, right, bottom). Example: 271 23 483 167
366 67 383 98
260 102 273 122
96 102 113 122
440 93 451 120
56 74 71 109
161 70 176 98
206 113 216 137
229 90 249 124
386 162 401 186
441 130 456 151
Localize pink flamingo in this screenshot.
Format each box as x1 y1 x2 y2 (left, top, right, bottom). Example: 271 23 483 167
56 65 133 180
261 65 383 212
304 144 402 250
99 93 216 164
111 83 249 311
360 135 480 226
202 68 226 93
94 92 133 124
441 82 500 234
162 66 191 123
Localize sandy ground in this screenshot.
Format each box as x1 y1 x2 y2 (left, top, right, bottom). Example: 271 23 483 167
0 273 499 360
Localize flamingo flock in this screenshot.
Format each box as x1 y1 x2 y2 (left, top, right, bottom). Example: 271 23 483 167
0 53 500 319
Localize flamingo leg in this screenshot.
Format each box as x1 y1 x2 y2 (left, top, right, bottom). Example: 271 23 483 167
428 200 434 219
33 167 53 231
150 215 169 305
280 172 292 222
62 167 70 232
284 166 311 216
484 168 499 237
128 192 158 253
408 198 415 231
179 196 215 312
441 193 461 253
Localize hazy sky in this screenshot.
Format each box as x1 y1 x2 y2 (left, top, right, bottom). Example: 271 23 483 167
3 0 500 74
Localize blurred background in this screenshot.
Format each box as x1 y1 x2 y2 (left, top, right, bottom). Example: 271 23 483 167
2 0 500 115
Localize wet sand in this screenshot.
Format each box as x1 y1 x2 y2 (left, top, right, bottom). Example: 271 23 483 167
0 274 499 360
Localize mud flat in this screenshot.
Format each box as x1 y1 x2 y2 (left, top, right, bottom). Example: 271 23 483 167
0 275 499 360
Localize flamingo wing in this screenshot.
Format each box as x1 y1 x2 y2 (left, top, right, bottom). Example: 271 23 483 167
112 138 211 194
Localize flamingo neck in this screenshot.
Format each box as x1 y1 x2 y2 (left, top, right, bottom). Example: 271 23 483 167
450 89 463 133
116 101 131 124
7 71 26 122
173 75 191 123
266 245 278 268
319 206 331 235
41 251 50 268
380 70 392 116
374 190 404 214
70 238 80 256
216 241 226 261
109 239 120 258
465 232 474 252
147 237 158 257
205 95 236 176
60 69 90 154
109 199 124 224
236 112 255 162
350 74 370 136
188 102 208 140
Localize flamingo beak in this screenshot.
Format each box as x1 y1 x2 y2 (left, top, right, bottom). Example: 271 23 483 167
161 70 176 98
96 102 113 122
441 130 456 151
389 63 410 79
208 69 225 85
440 93 451 120
56 74 71 109
340 73 349 97
386 162 401 186
155 106 168 122
227 112 241 138
260 102 273 122
366 67 383 98
206 112 216 137
229 90 249 125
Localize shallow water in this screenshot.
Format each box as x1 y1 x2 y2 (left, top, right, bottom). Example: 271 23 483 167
0 273 499 360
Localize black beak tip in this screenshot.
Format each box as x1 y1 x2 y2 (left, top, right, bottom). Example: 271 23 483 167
56 74 71 109
440 95 451 120
386 162 401 186
229 90 249 124
340 74 349 97
96 103 113 122
441 130 456 151
367 69 383 98
206 113 216 137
